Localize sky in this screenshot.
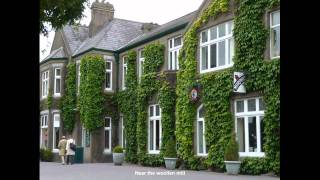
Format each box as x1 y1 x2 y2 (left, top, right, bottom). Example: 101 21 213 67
39 0 203 61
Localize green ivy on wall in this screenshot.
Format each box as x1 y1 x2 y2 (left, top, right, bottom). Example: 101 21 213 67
175 0 229 168
47 89 53 108
78 55 106 131
60 62 77 132
117 50 139 163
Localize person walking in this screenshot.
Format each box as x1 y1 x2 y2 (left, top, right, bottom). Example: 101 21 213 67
66 136 76 165
57 136 67 165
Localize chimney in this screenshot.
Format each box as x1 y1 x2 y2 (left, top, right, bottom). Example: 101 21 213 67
89 0 114 37
141 23 159 33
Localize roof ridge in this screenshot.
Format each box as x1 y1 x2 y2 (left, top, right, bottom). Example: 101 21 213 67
113 18 148 25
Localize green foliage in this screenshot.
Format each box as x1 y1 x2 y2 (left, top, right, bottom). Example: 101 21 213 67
188 156 208 170
117 50 138 163
60 62 77 132
240 157 267 175
176 0 229 166
136 43 164 165
176 0 279 175
40 0 88 36
224 133 239 161
40 148 53 162
47 89 53 108
78 55 106 131
164 138 177 158
113 146 124 153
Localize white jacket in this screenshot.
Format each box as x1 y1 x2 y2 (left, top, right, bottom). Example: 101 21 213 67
66 139 76 155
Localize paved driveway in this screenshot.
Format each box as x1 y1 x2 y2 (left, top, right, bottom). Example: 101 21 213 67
40 162 279 180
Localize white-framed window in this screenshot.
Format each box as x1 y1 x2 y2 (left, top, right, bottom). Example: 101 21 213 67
41 71 49 98
120 115 126 148
40 114 48 148
148 104 161 154
270 10 280 59
122 56 127 90
200 20 234 73
138 49 144 81
104 117 112 153
54 68 61 96
52 113 60 152
197 104 208 156
105 60 112 91
82 126 90 147
168 36 182 70
234 97 265 157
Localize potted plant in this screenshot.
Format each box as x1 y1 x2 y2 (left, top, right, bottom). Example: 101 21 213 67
164 138 177 170
224 133 241 175
112 146 124 165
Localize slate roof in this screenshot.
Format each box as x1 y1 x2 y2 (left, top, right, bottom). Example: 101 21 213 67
117 11 197 51
62 25 89 54
42 47 67 61
71 18 145 56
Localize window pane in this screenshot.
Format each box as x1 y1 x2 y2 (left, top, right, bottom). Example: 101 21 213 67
55 79 61 93
156 120 160 150
201 31 208 43
149 106 154 117
106 62 111 70
227 21 233 35
174 51 177 70
210 27 217 40
105 130 110 149
170 39 172 49
218 41 225 66
210 44 217 68
218 23 226 37
141 61 144 75
55 127 59 149
228 38 234 64
105 118 110 127
272 11 280 26
198 121 204 153
271 26 280 57
237 117 245 152
174 37 182 47
105 73 110 88
156 105 160 116
248 99 256 111
150 120 154 150
201 46 208 70
169 52 172 70
259 98 265 111
199 106 205 118
140 50 144 58
236 100 244 113
248 117 257 152
56 69 61 76
260 116 265 152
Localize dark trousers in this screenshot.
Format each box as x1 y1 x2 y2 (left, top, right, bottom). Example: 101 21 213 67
66 155 74 165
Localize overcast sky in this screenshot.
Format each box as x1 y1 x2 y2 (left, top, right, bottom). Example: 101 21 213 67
39 0 203 61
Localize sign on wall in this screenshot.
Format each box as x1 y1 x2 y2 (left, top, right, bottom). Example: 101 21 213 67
233 72 246 93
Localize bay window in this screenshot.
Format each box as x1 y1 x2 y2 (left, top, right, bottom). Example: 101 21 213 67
52 113 60 151
270 10 280 58
235 97 265 157
105 61 112 90
40 114 48 148
41 71 49 98
54 68 61 96
168 36 182 70
148 104 161 154
200 21 234 73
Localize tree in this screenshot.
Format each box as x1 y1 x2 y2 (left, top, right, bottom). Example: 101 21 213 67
40 0 89 36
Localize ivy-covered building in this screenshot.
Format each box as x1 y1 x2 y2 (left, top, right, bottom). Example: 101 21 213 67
40 0 279 174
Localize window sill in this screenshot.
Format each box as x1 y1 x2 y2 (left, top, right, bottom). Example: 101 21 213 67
196 153 208 157
52 149 59 153
271 56 280 60
239 152 265 157
103 149 112 154
200 64 233 74
148 151 160 154
53 94 61 98
104 89 114 93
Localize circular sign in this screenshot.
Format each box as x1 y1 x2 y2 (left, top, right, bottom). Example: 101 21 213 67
190 88 198 101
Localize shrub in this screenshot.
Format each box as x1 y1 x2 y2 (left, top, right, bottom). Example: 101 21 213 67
113 146 124 153
40 148 53 162
164 138 177 158
224 133 239 161
240 157 267 175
